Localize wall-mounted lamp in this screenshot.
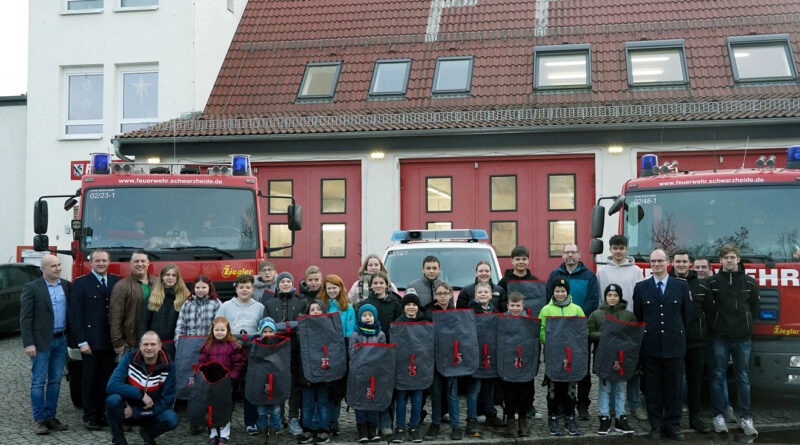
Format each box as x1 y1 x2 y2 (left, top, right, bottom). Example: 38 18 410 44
147 157 161 164
370 151 385 160
607 145 624 155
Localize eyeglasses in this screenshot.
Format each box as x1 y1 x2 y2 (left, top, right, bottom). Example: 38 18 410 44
261 267 275 272
434 292 451 296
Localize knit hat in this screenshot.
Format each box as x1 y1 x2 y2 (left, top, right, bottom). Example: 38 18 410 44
258 316 277 335
276 271 294 285
401 290 421 308
550 277 570 295
357 303 378 321
604 283 623 301
308 298 329 314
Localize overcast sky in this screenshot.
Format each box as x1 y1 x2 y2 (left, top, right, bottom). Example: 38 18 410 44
0 1 28 97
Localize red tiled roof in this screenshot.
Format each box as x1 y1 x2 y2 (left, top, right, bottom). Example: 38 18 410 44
120 0 800 139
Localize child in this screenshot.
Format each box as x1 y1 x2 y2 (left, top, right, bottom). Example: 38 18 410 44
393 291 425 443
587 284 637 435
318 274 354 436
501 292 536 438
253 317 284 443
497 245 541 313
176 275 221 337
198 316 245 445
298 299 332 444
465 281 499 437
539 277 585 437
299 266 324 305
350 304 386 443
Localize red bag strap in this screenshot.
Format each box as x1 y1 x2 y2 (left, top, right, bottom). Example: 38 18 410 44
408 354 417 377
452 340 460 365
564 346 572 373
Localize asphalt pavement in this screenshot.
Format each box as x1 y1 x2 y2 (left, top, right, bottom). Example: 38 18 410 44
1 331 797 445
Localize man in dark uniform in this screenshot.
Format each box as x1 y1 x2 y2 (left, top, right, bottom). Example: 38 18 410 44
69 248 120 430
633 249 691 441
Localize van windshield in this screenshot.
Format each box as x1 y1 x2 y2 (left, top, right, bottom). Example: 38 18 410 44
384 247 500 290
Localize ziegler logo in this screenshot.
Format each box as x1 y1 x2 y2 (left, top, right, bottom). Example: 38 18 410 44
221 265 254 278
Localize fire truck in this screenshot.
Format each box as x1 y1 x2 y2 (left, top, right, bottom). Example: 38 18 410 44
32 153 302 299
590 146 800 391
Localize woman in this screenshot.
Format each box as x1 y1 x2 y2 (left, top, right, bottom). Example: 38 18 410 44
139 263 190 359
457 260 506 310
347 254 398 305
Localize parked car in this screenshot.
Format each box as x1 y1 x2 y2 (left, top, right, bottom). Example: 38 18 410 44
0 263 43 333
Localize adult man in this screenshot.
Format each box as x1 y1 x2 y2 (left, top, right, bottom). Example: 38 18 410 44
106 331 178 445
693 256 713 280
20 254 71 435
109 251 158 356
408 255 443 310
668 249 711 433
252 260 277 302
69 249 121 430
633 249 691 441
596 235 645 420
705 244 760 436
546 244 599 420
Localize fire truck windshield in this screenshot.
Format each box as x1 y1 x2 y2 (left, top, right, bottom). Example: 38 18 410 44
81 186 258 254
622 185 800 263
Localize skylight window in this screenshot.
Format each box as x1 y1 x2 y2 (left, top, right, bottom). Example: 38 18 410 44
297 62 342 100
432 56 473 95
370 59 411 97
534 44 591 89
728 35 796 82
626 40 687 86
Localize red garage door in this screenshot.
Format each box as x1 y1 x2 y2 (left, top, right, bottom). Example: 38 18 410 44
400 155 595 274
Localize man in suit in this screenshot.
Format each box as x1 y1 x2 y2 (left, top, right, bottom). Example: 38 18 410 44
633 249 691 441
20 254 71 435
69 248 120 430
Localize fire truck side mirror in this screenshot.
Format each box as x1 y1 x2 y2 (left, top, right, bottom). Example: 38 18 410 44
33 235 50 252
590 205 605 239
589 238 604 255
607 195 626 216
34 200 49 235
287 204 302 231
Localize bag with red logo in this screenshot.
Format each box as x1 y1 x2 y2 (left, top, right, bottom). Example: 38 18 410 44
544 316 588 382
346 342 396 411
593 316 645 382
473 313 499 379
298 313 347 383
174 335 206 400
496 315 541 382
432 309 478 377
187 361 233 428
244 335 292 405
390 322 434 390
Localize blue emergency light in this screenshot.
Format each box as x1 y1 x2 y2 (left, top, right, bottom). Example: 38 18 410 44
787 145 800 169
391 229 488 242
640 154 658 177
231 154 251 176
91 153 111 174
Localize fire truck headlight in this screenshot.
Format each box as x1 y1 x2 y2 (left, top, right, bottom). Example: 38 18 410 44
790 356 800 368
91 153 111 174
788 374 800 384
231 154 251 176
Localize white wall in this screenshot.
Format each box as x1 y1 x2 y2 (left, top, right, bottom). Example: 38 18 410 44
0 97 27 263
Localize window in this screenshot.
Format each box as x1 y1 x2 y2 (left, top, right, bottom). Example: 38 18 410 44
728 35 796 82
549 220 576 256
491 221 517 257
426 177 452 212
268 180 293 214
120 0 157 7
321 179 346 213
427 221 452 230
432 56 473 95
67 0 103 10
369 59 411 97
548 174 576 210
534 44 591 89
268 224 292 257
490 175 517 211
66 71 103 135
121 70 158 132
321 223 346 257
298 62 342 100
626 40 688 86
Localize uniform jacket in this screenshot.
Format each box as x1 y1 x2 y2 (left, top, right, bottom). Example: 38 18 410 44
705 266 761 341
537 296 585 344
547 262 600 316
109 274 158 349
69 272 120 350
596 257 643 311
20 277 71 351
587 299 637 343
633 276 691 358
198 340 244 381
669 268 710 348
106 349 175 419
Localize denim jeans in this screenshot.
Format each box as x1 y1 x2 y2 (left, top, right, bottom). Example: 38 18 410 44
355 409 378 424
328 399 341 427
597 379 627 417
30 335 67 422
257 404 282 430
626 373 642 409
710 337 752 419
302 384 329 431
430 372 460 427
395 389 423 429
106 394 179 444
466 378 481 419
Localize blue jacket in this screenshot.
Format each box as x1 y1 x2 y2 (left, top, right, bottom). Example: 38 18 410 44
107 349 176 419
547 262 600 316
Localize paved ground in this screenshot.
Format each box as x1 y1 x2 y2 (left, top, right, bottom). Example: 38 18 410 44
2 331 798 445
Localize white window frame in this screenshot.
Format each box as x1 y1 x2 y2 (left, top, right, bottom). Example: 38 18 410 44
534 44 591 90
297 62 343 101
626 40 688 86
119 66 159 133
63 68 104 138
432 56 474 96
369 59 412 98
728 34 797 82
116 0 158 11
64 0 103 13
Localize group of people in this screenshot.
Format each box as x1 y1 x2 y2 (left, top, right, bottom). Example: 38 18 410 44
18 235 760 444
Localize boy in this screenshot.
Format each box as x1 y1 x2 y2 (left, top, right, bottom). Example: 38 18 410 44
466 282 500 436
254 317 284 442
299 266 324 305
253 261 277 303
350 304 387 443
392 292 426 443
500 292 536 438
408 255 442 310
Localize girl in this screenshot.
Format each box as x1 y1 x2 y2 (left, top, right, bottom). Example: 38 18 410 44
298 299 332 444
140 264 190 358
198 316 245 445
457 261 505 311
348 254 399 305
350 304 386 443
175 275 221 337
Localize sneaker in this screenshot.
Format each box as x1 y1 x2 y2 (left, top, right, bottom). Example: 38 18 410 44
529 406 543 419
246 424 259 436
33 421 49 435
315 432 330 444
725 406 738 423
288 418 303 436
357 423 369 443
47 418 68 431
597 416 612 435
739 417 758 436
423 423 440 439
633 406 648 421
381 427 394 436
565 415 582 436
329 421 339 436
450 427 464 440
298 432 315 444
465 417 480 437
138 427 157 445
548 416 561 436
713 414 728 433
392 428 405 443
484 416 506 428
577 405 590 420
615 415 635 434
409 428 422 443
476 415 486 424
441 413 450 424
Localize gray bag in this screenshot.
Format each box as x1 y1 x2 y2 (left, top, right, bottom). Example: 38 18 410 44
496 315 541 382
298 313 347 383
245 335 292 405
174 336 206 400
432 310 478 377
506 280 548 317
544 316 588 382
390 322 434 390
347 342 397 411
593 316 645 382
187 361 233 428
473 313 499 379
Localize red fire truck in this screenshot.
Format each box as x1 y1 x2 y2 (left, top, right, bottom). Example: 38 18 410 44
33 153 301 299
591 146 800 391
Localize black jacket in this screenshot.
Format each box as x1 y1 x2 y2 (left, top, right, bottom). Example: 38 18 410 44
497 269 539 313
263 291 308 323
457 279 505 310
69 272 120 350
360 292 403 341
705 266 760 341
669 269 708 348
139 288 179 343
